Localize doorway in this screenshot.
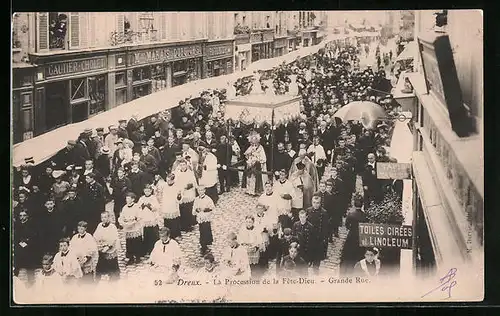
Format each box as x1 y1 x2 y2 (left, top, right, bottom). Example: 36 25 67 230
45 81 68 131
72 101 89 123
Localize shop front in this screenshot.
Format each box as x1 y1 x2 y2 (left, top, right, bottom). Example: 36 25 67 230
126 41 204 100
29 54 109 134
235 34 251 71
300 29 318 47
250 30 274 62
273 36 288 57
12 64 36 144
204 40 234 78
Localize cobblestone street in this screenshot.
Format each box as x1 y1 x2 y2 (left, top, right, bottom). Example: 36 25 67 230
110 175 364 280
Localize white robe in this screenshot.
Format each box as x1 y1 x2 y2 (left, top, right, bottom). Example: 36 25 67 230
221 245 251 280
69 233 99 274
160 182 182 220
53 250 83 279
273 179 294 215
93 222 120 260
199 153 218 188
150 239 183 270
137 194 161 227
257 193 280 231
174 169 197 204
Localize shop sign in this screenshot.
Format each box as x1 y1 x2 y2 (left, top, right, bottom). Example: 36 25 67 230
376 162 411 180
45 57 107 78
359 223 413 249
129 44 203 66
206 43 233 60
251 32 263 43
274 38 287 48
263 30 274 42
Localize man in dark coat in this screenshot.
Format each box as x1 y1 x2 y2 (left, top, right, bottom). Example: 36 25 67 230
117 119 129 139
60 188 83 237
292 210 315 265
126 114 140 137
273 142 292 178
362 153 381 209
128 161 151 199
14 209 39 276
275 228 299 273
81 172 106 233
37 199 66 256
161 135 180 174
260 127 273 171
70 139 90 168
340 197 368 276
306 194 330 274
326 179 344 240
139 144 159 177
216 135 232 193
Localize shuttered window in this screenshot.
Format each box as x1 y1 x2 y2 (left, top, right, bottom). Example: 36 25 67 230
159 12 167 40
88 13 96 47
79 12 89 48
37 12 49 51
69 12 80 48
170 12 178 40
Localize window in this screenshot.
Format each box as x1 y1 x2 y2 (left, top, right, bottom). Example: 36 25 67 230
22 108 34 132
70 78 87 101
115 89 127 106
242 15 246 26
115 72 127 88
132 67 151 82
88 75 106 115
49 12 68 50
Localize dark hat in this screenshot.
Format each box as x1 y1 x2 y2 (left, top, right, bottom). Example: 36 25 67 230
67 140 77 146
283 228 292 236
96 127 104 132
118 119 127 123
115 138 124 144
296 161 305 170
79 132 87 138
83 128 92 134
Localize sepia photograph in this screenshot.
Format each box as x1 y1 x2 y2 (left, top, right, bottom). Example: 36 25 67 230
10 10 484 304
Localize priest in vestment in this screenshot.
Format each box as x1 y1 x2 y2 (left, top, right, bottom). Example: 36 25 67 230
289 161 316 211
288 149 319 195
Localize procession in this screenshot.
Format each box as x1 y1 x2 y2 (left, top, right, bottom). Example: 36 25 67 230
12 10 484 303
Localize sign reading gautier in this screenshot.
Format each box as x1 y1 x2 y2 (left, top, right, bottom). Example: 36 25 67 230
45 57 107 78
206 44 233 60
129 44 203 66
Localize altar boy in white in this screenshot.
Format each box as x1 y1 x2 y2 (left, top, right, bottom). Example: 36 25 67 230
93 212 120 282
149 227 183 283
70 221 99 284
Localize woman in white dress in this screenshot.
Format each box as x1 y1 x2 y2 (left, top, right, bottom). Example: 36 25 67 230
244 131 267 197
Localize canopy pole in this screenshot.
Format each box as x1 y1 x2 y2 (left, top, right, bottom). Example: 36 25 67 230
270 109 275 182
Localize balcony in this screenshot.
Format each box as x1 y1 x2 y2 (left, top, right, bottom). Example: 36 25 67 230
110 29 159 46
235 33 250 45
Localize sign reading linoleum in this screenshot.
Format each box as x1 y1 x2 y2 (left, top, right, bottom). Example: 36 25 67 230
359 223 413 249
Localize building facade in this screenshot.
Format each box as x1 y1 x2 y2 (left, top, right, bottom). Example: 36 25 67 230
12 12 235 143
406 10 483 275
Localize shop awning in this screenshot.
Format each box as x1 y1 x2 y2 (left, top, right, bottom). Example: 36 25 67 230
395 41 418 62
13 39 337 167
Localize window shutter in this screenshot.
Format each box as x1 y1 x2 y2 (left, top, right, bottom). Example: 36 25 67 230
170 12 178 40
37 12 49 51
159 12 167 40
190 12 196 39
79 12 89 48
207 12 214 39
116 12 124 34
88 13 96 47
69 12 80 48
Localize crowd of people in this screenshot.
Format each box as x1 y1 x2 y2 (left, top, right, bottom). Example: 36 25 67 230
13 38 402 291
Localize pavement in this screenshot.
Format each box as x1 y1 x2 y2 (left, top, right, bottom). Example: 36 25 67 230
111 174 364 280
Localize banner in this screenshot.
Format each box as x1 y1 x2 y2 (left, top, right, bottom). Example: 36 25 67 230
273 100 302 124
225 105 273 125
359 223 413 249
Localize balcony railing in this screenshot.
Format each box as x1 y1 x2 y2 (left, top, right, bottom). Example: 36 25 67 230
110 29 159 46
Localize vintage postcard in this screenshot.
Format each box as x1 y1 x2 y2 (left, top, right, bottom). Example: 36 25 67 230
11 10 483 304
